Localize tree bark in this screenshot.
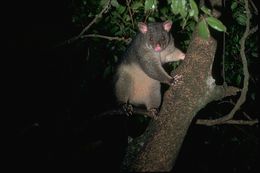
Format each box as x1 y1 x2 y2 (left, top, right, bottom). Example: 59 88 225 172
121 25 240 172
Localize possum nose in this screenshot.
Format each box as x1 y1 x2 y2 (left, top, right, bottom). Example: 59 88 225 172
154 44 162 52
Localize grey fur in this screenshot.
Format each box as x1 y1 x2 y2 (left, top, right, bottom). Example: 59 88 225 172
115 21 185 111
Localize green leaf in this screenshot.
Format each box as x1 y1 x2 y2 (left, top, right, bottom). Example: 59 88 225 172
103 65 112 78
160 7 169 16
201 6 211 16
145 0 157 13
131 1 143 11
124 15 130 22
113 55 118 63
250 93 256 101
111 0 119 7
251 52 258 58
99 0 108 8
148 17 156 22
171 0 180 15
198 19 210 39
231 1 238 10
236 14 247 26
179 0 187 18
186 21 196 32
236 74 241 85
189 0 198 21
116 5 126 14
206 17 227 32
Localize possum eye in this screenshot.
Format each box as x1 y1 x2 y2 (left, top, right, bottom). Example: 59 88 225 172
149 37 153 41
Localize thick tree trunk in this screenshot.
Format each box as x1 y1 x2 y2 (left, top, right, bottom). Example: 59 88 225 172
121 25 239 172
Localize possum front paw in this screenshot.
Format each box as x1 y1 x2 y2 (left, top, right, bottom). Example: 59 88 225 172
169 74 183 86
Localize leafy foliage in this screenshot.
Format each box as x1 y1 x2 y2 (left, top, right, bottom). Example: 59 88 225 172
71 0 228 80
230 0 248 26
197 6 226 39
69 1 258 171
224 0 258 89
70 0 257 103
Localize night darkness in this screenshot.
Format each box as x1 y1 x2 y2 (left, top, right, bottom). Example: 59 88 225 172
8 0 259 172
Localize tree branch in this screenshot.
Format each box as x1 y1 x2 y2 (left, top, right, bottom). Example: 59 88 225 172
121 23 222 172
196 118 258 126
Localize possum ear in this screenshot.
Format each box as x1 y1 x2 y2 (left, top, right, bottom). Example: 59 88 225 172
163 20 172 32
138 22 148 34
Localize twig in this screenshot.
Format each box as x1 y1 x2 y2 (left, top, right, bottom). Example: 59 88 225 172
81 34 131 43
218 99 235 105
249 0 258 15
248 25 258 35
78 0 111 37
144 10 152 23
222 30 226 85
229 0 251 119
243 111 252 120
126 0 135 28
60 0 112 45
222 0 226 85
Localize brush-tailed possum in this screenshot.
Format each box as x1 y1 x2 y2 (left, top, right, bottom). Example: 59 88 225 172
115 20 185 117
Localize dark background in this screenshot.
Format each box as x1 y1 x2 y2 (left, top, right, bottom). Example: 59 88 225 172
8 1 259 172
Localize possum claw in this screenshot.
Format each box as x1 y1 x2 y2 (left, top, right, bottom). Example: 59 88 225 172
170 74 183 86
121 103 133 116
148 108 159 119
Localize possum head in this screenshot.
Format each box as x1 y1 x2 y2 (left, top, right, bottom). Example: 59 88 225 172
138 20 173 52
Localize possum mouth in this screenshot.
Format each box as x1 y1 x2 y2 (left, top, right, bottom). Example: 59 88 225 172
154 46 162 52
154 43 165 52
146 43 165 52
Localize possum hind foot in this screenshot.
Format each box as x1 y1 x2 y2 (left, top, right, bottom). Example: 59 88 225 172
121 103 134 116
